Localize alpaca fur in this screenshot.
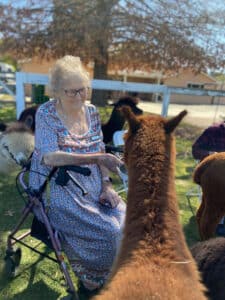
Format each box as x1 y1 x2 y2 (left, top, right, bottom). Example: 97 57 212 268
191 237 225 300
0 122 34 174
93 108 207 300
193 152 225 240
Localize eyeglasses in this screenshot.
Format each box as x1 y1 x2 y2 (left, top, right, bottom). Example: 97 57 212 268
64 87 89 97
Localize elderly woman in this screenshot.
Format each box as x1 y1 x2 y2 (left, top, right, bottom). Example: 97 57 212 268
29 55 126 293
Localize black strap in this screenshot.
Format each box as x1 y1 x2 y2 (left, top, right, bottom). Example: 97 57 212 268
55 165 91 186
32 166 91 197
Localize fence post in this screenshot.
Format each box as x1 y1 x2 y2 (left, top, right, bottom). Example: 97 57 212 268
16 72 25 119
161 87 170 116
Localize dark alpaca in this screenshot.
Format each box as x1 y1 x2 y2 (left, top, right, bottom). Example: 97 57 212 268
15 97 143 144
191 237 225 300
102 96 143 144
94 108 207 300
193 152 225 240
18 105 39 132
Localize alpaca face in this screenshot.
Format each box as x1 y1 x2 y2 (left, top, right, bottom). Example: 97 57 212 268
113 96 143 116
0 128 34 174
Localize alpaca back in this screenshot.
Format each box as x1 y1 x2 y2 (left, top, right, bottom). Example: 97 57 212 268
193 152 225 185
94 109 207 299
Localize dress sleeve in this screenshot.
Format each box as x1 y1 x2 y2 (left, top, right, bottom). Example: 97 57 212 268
29 105 60 189
35 107 60 157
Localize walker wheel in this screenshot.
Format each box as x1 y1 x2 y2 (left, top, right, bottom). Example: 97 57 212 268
4 248 22 277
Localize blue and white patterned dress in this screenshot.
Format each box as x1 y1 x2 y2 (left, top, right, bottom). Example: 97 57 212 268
29 100 126 289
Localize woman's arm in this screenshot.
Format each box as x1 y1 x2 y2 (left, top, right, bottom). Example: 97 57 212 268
43 151 123 174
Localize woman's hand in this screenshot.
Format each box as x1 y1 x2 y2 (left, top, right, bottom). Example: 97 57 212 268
99 184 122 208
98 154 123 174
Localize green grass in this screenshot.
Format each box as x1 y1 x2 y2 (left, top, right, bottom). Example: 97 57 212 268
0 104 202 299
0 103 16 122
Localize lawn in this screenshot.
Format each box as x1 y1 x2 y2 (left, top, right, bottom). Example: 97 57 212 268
0 104 203 299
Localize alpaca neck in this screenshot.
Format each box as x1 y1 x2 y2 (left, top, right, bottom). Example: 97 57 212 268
119 136 189 263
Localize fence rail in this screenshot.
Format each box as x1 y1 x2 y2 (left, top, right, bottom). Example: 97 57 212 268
9 71 225 119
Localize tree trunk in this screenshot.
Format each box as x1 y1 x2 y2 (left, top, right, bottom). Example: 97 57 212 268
91 0 115 107
91 58 109 106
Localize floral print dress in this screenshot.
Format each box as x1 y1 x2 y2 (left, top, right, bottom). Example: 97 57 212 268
29 100 126 290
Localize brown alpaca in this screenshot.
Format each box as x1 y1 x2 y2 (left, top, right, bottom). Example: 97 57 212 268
193 152 225 240
93 108 207 300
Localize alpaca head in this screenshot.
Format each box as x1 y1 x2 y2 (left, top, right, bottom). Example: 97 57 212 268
112 96 143 116
121 107 187 166
0 122 35 174
18 105 39 133
102 96 143 144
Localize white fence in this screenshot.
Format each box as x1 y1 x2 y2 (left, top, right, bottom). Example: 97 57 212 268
13 72 225 119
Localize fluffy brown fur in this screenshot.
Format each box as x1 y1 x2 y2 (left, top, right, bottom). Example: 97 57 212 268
193 152 225 240
93 108 207 300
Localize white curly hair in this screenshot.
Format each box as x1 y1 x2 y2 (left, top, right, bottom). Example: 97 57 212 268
49 55 90 97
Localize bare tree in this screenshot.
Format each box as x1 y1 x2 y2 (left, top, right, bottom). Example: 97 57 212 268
0 0 224 105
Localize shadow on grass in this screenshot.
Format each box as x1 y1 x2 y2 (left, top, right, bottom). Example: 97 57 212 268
0 245 67 299
11 280 60 300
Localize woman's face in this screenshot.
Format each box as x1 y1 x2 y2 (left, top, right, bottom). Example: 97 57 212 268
58 77 89 110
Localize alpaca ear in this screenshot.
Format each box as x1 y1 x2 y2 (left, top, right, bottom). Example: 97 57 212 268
164 110 187 134
121 106 141 133
24 116 34 130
